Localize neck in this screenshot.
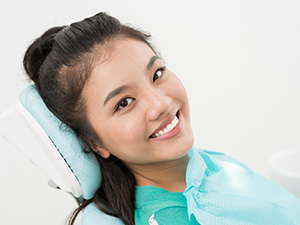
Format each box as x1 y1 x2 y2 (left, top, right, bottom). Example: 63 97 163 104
128 154 190 192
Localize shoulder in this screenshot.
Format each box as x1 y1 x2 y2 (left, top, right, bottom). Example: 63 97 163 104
191 146 250 170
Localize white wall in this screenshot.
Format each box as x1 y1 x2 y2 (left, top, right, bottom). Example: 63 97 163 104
1 0 299 224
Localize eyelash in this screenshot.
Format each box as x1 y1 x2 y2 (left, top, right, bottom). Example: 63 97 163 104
153 66 166 82
114 97 134 112
114 66 166 112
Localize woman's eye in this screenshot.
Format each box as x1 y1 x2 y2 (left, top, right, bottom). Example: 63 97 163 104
115 97 133 111
153 66 166 82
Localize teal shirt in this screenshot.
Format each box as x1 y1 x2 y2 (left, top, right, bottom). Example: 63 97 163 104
135 186 199 224
134 147 300 225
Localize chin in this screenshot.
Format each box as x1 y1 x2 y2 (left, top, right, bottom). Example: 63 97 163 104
175 130 194 157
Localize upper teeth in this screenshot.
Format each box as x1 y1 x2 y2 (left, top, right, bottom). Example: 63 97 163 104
154 115 179 137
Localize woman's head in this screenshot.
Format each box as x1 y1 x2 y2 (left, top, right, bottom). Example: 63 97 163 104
84 38 194 168
23 12 194 224
24 12 194 164
23 12 158 149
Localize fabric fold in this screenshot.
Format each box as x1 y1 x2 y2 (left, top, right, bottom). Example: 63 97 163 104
184 147 300 225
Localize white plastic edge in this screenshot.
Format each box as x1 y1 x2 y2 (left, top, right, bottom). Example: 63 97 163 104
0 103 82 198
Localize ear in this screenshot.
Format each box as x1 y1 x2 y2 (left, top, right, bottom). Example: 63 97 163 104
92 145 111 159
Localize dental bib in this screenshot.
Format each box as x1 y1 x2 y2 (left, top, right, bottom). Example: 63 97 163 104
184 147 300 225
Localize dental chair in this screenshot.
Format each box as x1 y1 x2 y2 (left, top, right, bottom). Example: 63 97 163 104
0 85 124 225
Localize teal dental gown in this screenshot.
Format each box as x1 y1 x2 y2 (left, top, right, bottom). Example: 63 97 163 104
134 147 300 224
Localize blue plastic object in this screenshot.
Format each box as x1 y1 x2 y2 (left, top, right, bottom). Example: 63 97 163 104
82 203 124 225
19 85 101 200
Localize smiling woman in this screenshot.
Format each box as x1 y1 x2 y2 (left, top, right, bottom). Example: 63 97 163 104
22 12 300 225
84 38 193 167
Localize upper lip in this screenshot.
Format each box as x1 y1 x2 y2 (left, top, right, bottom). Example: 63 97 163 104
150 111 178 137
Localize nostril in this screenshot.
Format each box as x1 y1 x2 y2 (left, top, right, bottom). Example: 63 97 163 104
145 90 172 121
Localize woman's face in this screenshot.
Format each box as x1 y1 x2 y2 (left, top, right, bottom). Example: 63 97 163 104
84 38 194 167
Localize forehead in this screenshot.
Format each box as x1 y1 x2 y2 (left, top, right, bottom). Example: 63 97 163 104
84 38 157 102
89 38 156 84
93 38 155 73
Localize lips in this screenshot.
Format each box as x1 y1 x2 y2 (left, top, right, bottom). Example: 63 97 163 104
150 110 181 139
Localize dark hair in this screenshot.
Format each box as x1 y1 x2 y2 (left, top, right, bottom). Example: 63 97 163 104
23 12 157 225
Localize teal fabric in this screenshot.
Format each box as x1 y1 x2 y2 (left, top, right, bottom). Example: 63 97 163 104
135 147 300 225
19 85 101 200
135 186 199 224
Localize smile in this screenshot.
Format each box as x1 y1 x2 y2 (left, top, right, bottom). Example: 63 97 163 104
153 115 178 137
150 111 182 140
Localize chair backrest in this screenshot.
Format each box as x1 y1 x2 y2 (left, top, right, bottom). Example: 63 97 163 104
0 85 126 224
0 85 101 201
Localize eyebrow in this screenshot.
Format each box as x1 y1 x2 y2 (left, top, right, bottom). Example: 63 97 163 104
103 56 160 106
146 55 160 71
103 85 129 105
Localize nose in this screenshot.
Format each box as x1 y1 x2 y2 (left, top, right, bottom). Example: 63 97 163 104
144 87 172 121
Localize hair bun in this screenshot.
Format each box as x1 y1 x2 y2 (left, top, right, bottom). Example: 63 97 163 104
23 26 66 84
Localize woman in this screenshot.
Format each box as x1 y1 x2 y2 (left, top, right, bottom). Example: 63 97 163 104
23 12 300 225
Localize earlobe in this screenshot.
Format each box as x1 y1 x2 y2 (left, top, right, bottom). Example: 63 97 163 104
92 145 111 159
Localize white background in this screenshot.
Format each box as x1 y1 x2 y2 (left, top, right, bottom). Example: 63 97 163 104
1 0 300 224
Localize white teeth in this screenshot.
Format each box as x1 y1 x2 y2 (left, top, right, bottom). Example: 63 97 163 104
175 117 179 123
167 124 173 130
153 115 179 138
172 120 177 127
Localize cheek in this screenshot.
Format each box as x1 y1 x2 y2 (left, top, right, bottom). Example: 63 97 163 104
168 75 188 101
103 115 146 145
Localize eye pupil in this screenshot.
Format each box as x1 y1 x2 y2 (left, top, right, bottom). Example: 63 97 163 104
119 99 128 108
115 98 133 112
153 70 162 82
153 74 159 82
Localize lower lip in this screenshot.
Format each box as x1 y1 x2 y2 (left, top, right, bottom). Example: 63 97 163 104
151 111 183 141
